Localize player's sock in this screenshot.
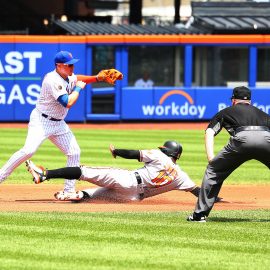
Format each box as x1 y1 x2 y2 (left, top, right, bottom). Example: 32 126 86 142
46 167 82 180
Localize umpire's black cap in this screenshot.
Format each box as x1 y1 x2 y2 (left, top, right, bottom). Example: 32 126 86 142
231 86 251 100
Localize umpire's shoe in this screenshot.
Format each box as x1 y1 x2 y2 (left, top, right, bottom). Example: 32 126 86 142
187 213 207 222
25 160 47 184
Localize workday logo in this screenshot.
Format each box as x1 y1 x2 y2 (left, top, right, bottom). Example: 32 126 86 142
142 90 206 118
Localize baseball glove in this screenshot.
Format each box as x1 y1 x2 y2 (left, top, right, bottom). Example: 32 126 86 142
96 69 123 85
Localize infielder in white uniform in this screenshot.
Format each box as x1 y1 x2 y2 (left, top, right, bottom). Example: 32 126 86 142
0 51 110 200
26 141 223 202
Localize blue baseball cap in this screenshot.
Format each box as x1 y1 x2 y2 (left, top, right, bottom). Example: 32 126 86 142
54 51 79 65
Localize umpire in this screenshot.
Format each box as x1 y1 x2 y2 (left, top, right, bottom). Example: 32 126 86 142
188 86 270 222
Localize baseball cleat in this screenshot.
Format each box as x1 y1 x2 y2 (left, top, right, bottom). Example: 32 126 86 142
187 213 207 222
54 190 84 201
25 160 47 184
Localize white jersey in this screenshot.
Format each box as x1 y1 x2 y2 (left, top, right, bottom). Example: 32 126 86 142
79 149 195 202
36 70 77 120
135 149 193 190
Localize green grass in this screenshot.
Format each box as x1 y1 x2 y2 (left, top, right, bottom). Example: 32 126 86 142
0 127 269 184
0 127 269 269
0 211 269 270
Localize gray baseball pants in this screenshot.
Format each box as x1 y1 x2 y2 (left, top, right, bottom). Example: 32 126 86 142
194 130 270 216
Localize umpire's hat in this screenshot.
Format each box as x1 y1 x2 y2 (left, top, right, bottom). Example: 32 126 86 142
231 86 251 100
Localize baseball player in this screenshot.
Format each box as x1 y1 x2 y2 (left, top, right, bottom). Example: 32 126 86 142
188 86 270 222
26 141 223 202
0 50 123 200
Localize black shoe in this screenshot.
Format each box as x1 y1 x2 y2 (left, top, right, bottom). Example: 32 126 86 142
215 196 223 203
70 191 91 203
82 191 91 199
187 213 206 222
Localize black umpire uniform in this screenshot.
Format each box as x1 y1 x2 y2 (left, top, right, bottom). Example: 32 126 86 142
188 86 270 221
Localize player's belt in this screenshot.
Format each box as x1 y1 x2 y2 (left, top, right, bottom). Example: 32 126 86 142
42 113 61 122
234 126 270 135
134 172 144 200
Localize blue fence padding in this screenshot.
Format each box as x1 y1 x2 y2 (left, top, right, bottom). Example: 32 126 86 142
86 113 120 121
122 87 154 119
92 87 115 95
249 46 257 87
184 45 193 87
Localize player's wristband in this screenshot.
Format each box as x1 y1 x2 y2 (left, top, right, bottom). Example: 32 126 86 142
73 86 82 93
114 149 140 160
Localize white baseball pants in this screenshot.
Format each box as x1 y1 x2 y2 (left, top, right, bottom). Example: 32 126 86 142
0 108 80 192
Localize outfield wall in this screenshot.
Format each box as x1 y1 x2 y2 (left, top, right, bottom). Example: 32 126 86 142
0 35 270 122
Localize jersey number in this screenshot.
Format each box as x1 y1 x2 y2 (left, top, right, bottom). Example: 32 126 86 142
152 166 177 186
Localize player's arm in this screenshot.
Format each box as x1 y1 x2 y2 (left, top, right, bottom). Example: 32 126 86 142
76 75 98 84
205 112 224 162
109 144 140 160
78 69 123 85
205 128 215 162
57 81 86 108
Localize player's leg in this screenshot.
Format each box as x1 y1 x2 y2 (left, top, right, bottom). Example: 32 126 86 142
249 132 270 169
188 135 255 221
78 187 133 202
194 132 270 218
26 161 83 201
36 165 137 195
80 166 138 188
26 161 81 184
79 166 139 201
0 113 46 183
258 157 270 169
49 124 80 199
192 147 247 220
26 162 137 202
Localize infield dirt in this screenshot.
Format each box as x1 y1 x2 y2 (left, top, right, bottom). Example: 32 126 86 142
0 122 268 213
0 184 268 212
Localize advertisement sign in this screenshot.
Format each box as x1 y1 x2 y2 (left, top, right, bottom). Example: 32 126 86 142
122 87 219 120
153 88 198 120
0 43 86 122
122 87 270 120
